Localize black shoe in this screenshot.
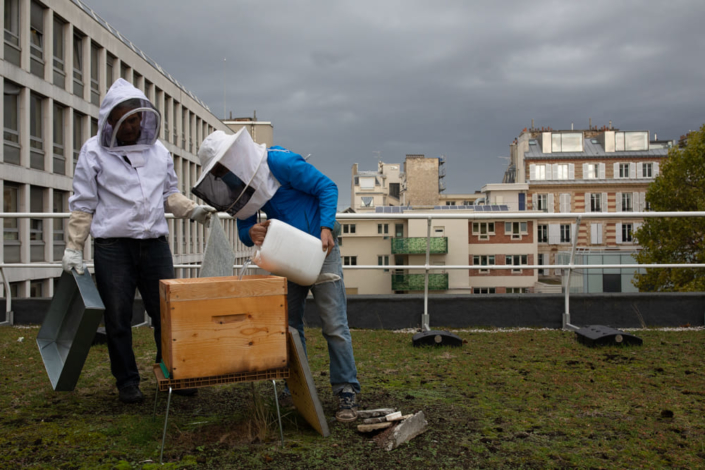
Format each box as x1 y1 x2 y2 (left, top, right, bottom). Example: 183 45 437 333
173 388 198 397
119 385 144 404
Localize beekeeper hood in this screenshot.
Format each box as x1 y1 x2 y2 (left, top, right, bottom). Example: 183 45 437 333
193 128 280 220
97 78 160 163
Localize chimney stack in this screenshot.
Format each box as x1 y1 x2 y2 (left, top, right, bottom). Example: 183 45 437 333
531 118 534 130
571 122 574 130
589 117 592 129
609 120 613 129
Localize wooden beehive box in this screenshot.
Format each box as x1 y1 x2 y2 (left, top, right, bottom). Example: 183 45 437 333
160 275 288 380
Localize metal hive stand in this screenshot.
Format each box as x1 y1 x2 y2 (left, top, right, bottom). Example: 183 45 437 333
152 365 289 465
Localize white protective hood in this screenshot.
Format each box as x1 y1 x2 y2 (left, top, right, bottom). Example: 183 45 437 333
97 78 161 165
193 128 280 220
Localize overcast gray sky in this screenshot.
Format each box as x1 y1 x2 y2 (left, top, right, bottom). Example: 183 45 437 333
86 0 705 209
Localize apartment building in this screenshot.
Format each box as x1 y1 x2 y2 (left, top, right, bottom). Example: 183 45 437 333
505 125 672 291
1 0 235 299
339 204 540 295
349 161 402 212
223 113 274 149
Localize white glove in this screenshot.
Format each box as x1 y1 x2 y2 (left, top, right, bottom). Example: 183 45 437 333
190 205 217 226
62 249 85 274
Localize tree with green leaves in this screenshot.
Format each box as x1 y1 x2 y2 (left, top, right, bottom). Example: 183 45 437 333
634 125 705 292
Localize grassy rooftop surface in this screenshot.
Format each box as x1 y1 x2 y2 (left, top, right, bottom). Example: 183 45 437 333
1 325 704 469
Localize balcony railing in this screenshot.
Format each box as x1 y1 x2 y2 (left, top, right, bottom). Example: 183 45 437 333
391 237 448 255
392 273 448 291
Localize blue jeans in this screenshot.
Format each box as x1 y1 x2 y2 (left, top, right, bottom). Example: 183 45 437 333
287 244 360 395
94 237 174 391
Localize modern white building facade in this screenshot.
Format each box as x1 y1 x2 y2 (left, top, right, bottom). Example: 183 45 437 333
1 0 236 299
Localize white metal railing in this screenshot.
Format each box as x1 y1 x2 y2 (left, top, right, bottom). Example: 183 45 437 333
1 211 705 331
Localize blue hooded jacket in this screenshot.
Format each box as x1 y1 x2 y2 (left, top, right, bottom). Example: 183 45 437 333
237 146 338 246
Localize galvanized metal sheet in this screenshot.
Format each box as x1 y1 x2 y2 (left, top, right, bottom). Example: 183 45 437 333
37 269 105 391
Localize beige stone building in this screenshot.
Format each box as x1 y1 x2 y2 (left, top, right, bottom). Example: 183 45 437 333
504 125 672 289
349 161 401 212
223 113 273 149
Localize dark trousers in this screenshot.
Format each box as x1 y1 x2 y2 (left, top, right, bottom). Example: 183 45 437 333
94 237 174 391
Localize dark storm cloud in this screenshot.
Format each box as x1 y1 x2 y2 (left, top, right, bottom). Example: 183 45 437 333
86 0 705 208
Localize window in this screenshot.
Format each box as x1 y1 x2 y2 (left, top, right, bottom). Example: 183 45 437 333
591 193 602 212
4 0 21 66
584 163 598 179
30 280 43 297
473 255 495 273
507 288 528 294
533 164 546 180
53 103 65 174
537 224 548 243
359 176 375 190
91 118 98 137
619 163 630 178
106 53 115 89
73 112 84 171
3 184 20 264
120 62 129 79
3 81 21 165
361 197 374 207
389 182 400 199
445 201 456 206
173 103 178 144
30 186 45 262
395 224 403 238
342 224 356 234
53 190 66 260
73 33 84 97
472 222 495 240
622 223 633 243
620 193 633 212
377 224 388 234
163 95 170 139
473 287 496 294
538 253 545 275
504 221 527 239
29 2 45 77
90 43 100 105
614 131 648 151
535 193 548 212
53 17 66 87
642 163 653 178
30 93 45 170
343 256 357 266
555 164 569 180
551 132 583 152
560 224 571 243
506 254 528 272
378 255 389 272
559 193 571 213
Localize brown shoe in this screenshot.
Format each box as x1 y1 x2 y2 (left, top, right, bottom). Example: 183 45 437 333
335 387 358 423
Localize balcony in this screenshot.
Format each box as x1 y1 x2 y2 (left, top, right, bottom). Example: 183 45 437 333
391 237 448 255
391 273 448 291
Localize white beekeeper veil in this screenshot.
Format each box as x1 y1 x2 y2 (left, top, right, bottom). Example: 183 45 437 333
193 128 280 219
98 78 161 165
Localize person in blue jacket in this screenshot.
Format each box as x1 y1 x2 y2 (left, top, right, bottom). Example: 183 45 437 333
195 130 361 423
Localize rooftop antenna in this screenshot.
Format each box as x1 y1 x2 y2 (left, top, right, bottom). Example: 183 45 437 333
223 58 227 120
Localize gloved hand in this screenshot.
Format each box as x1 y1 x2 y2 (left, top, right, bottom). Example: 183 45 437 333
62 249 85 274
190 205 217 226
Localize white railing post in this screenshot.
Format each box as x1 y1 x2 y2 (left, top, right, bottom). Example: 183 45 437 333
0 267 13 326
422 217 431 331
562 216 582 331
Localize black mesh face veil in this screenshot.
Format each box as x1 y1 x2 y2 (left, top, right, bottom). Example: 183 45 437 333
191 167 255 217
100 98 160 148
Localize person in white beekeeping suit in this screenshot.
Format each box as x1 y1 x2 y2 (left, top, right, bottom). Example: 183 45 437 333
62 78 215 404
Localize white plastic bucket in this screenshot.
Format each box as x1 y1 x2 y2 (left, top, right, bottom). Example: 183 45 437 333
253 219 326 286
